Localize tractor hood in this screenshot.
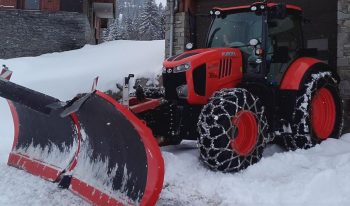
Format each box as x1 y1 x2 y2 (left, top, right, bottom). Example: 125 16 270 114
163 48 242 69
162 48 243 105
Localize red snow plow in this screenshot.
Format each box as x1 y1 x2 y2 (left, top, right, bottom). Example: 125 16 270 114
0 2 344 206
1 66 164 206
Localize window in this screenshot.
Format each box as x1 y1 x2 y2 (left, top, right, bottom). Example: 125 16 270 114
267 14 302 61
25 0 39 10
207 11 263 50
266 14 303 85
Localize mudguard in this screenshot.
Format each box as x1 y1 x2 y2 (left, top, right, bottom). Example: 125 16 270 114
1 79 164 206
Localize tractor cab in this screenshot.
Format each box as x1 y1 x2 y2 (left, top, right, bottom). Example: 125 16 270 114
207 3 304 85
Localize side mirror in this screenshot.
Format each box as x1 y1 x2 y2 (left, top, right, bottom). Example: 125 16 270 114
186 43 194 50
249 39 259 47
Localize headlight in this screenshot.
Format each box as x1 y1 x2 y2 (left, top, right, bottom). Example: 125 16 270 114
173 63 191 73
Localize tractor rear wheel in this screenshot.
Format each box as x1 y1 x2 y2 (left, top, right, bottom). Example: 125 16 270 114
197 88 269 172
282 71 344 150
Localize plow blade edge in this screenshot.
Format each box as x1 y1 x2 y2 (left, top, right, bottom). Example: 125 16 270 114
2 80 164 205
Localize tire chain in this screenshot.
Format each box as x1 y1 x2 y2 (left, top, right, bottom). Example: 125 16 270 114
282 71 343 150
197 88 270 172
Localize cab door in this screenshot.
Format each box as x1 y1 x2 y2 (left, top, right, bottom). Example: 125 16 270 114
266 13 303 85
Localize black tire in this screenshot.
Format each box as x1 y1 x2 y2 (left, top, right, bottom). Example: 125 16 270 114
197 88 270 172
282 71 344 150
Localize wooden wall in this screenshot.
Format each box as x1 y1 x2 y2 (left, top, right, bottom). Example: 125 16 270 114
41 0 60 11
0 0 17 8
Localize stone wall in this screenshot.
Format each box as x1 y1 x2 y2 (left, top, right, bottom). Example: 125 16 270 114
0 10 93 59
338 0 350 98
338 0 350 133
165 0 191 58
165 12 190 58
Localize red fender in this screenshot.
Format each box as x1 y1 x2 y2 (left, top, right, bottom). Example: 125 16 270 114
280 57 323 90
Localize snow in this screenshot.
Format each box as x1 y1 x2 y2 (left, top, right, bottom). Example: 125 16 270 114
160 138 350 206
155 0 167 6
1 40 350 205
0 40 164 101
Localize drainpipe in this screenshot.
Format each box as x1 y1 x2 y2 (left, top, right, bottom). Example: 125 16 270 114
169 0 179 57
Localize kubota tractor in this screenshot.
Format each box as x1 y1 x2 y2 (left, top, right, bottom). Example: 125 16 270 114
0 2 344 206
132 2 344 172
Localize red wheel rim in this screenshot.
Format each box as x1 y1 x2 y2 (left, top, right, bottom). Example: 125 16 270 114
311 88 336 140
230 111 258 156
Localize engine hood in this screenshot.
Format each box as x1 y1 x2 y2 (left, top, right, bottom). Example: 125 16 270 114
163 48 242 68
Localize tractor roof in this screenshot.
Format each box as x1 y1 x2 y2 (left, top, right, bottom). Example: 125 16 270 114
214 2 301 12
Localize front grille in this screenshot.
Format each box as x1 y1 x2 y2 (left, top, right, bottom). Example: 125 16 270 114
163 71 186 100
219 58 232 78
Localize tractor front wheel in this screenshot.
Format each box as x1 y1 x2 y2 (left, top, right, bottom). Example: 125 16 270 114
197 88 269 172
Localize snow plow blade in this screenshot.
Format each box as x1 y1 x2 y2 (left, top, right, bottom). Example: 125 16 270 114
1 79 164 206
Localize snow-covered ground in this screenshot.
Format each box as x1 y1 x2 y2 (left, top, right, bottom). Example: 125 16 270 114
1 40 350 206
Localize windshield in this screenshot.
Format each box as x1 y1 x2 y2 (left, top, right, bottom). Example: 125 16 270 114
207 11 263 49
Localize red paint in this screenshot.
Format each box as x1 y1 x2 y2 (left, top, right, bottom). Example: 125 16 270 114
130 99 162 114
214 3 301 12
66 113 82 172
280 58 322 90
7 100 81 180
70 178 125 206
230 111 258 156
7 101 19 151
213 5 250 11
8 153 61 181
83 91 164 206
163 48 243 105
267 3 302 11
311 88 336 140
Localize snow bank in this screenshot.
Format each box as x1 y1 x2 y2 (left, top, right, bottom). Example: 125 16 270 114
0 40 164 206
0 40 164 100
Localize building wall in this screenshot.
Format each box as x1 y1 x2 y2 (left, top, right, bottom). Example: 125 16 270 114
60 0 84 13
338 0 350 132
0 0 16 8
41 0 60 11
0 10 93 59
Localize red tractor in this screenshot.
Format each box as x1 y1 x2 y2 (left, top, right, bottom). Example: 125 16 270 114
133 2 344 172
